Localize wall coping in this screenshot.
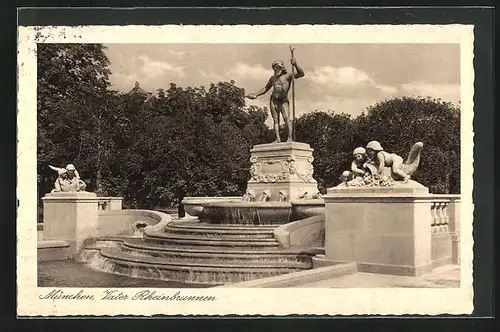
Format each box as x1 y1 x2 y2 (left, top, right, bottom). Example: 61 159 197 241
290 199 325 206
98 209 163 216
324 193 462 203
37 240 70 249
429 194 461 201
42 191 99 202
216 262 356 288
250 141 313 153
42 193 126 203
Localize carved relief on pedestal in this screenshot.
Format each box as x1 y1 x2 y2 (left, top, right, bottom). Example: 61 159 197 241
249 154 315 183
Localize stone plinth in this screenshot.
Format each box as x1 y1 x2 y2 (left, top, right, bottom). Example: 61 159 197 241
42 191 100 258
324 181 433 276
247 142 319 201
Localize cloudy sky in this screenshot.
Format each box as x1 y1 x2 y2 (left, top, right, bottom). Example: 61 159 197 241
104 43 460 124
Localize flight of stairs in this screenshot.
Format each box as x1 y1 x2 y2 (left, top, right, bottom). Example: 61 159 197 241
81 220 318 285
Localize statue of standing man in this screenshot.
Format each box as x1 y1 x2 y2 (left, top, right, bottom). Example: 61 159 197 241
246 57 305 143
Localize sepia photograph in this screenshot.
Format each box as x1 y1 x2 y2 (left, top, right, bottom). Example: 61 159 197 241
17 24 474 316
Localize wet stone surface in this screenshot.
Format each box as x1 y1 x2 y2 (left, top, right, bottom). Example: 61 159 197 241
38 261 213 288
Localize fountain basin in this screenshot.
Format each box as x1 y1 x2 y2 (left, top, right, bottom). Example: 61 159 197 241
200 201 293 225
182 196 242 217
291 199 325 219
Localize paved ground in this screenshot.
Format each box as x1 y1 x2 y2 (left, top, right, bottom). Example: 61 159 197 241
293 265 460 288
39 260 459 289
38 261 211 288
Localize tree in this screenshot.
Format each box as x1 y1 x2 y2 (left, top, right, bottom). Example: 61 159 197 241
354 97 460 193
294 97 460 194
114 80 271 210
37 44 112 218
296 111 356 191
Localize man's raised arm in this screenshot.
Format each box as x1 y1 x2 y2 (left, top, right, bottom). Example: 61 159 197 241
246 78 272 99
291 58 304 79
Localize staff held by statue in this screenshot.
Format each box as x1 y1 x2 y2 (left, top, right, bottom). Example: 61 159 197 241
289 45 296 141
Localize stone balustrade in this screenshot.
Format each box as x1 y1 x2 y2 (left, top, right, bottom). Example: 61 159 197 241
431 199 450 232
430 194 461 266
97 197 123 211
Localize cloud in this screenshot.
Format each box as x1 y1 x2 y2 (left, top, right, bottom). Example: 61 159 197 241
298 95 377 117
138 54 185 79
226 63 270 82
198 63 271 87
167 49 186 60
199 69 228 85
376 84 398 94
108 54 186 93
310 66 371 86
306 66 398 99
401 82 460 104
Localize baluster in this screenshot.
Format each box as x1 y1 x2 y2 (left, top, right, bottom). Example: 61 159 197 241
437 202 444 225
443 203 450 231
436 202 446 232
431 202 437 228
441 202 449 225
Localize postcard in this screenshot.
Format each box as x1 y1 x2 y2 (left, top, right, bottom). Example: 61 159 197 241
17 24 474 316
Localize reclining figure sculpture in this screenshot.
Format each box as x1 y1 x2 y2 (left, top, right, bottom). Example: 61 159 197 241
49 164 87 193
341 141 424 187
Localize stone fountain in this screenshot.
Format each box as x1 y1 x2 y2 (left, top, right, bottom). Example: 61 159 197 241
74 53 326 285
74 141 326 286
183 141 324 225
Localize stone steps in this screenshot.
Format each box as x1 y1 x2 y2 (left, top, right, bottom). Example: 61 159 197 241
101 247 311 269
168 221 278 231
91 248 308 285
83 221 317 285
143 230 281 247
123 237 312 254
164 224 275 239
166 221 276 239
120 239 313 263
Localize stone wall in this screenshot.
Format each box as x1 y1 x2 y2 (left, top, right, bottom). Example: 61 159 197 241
323 182 461 277
97 209 170 237
274 215 325 248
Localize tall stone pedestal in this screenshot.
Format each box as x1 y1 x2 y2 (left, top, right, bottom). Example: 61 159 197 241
42 191 100 258
247 142 319 201
323 181 433 276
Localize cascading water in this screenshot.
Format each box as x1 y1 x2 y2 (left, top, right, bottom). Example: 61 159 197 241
278 190 288 202
241 190 256 202
257 190 271 202
71 139 330 285
81 184 324 284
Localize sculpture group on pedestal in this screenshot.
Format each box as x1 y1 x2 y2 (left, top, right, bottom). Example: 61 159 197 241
49 164 87 193
340 141 424 187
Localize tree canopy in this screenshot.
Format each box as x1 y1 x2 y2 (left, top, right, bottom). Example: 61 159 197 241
295 97 460 193
37 44 461 219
